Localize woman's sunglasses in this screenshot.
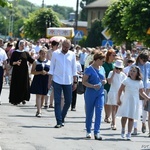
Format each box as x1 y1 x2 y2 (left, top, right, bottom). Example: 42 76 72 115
115 67 122 70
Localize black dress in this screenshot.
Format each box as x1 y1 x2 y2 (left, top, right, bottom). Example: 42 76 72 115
9 50 34 105
30 59 50 95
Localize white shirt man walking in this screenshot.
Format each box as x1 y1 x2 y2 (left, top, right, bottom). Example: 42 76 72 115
48 39 77 128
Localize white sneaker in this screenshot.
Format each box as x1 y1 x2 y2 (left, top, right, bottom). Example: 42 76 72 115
126 133 131 140
121 131 125 138
86 133 91 138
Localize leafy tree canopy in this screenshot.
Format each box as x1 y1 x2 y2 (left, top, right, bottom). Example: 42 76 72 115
103 0 150 47
86 19 104 47
24 8 61 41
50 5 74 20
0 0 11 7
102 0 131 45
122 0 150 46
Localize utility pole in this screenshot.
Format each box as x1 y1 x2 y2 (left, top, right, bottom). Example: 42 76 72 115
42 0 44 8
75 0 79 31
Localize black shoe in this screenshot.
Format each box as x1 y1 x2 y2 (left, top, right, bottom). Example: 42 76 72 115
141 125 146 133
44 105 48 109
22 101 26 105
71 108 76 111
54 125 62 128
94 134 102 140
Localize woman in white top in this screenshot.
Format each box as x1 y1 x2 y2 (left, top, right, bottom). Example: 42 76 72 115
107 60 126 130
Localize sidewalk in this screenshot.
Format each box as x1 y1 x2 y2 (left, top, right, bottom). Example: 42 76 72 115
0 84 150 150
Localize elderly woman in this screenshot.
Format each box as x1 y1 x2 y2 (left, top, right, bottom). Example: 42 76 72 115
82 52 106 140
9 40 34 105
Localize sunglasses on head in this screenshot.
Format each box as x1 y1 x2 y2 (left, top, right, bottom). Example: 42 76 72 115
115 67 122 70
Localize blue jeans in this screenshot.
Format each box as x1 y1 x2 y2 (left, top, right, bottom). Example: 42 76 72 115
53 81 72 125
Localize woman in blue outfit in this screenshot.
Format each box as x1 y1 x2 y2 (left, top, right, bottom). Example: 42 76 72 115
82 52 106 140
30 48 50 117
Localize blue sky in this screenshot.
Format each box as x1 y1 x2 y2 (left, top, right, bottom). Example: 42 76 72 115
27 0 77 10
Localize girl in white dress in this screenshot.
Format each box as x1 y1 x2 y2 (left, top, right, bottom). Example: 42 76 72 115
117 66 150 140
107 60 126 130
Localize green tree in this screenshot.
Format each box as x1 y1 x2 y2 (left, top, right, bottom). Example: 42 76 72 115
102 0 133 49
86 19 104 47
24 8 61 41
79 35 87 47
0 0 11 7
51 5 74 20
122 0 150 46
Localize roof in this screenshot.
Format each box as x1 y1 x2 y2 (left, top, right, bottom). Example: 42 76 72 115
85 0 112 8
61 20 87 27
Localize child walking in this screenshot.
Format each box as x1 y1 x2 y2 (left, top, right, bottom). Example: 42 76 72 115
107 60 126 130
117 66 150 140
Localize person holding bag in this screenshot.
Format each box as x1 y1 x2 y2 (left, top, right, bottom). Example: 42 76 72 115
82 52 106 140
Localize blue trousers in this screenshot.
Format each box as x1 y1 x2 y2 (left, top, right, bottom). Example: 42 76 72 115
53 81 72 125
84 89 104 134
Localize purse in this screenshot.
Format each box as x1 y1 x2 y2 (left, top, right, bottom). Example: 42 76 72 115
77 81 85 94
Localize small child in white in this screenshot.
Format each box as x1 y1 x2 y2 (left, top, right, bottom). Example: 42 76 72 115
117 66 150 140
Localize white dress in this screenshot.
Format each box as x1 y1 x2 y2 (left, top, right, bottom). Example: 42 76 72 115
116 77 144 120
107 71 126 105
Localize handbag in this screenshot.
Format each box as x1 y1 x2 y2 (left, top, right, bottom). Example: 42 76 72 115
77 81 85 94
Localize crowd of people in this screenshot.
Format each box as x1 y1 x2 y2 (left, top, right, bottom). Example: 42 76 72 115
0 37 150 141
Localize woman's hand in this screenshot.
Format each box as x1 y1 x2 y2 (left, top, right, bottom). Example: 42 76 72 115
41 70 48 75
15 59 22 66
102 79 107 85
117 99 122 106
93 84 101 90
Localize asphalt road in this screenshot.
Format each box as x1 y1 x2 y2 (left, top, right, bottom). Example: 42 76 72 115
0 84 150 150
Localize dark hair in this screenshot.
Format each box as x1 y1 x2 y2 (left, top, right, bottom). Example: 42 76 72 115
51 41 59 46
45 43 49 49
136 50 149 65
93 52 105 61
128 66 142 80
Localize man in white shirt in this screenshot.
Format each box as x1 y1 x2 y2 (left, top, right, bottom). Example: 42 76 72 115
48 39 77 128
0 39 8 104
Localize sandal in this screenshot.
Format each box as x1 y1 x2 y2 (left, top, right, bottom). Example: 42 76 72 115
49 104 54 108
111 123 117 130
35 112 42 117
104 118 111 123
